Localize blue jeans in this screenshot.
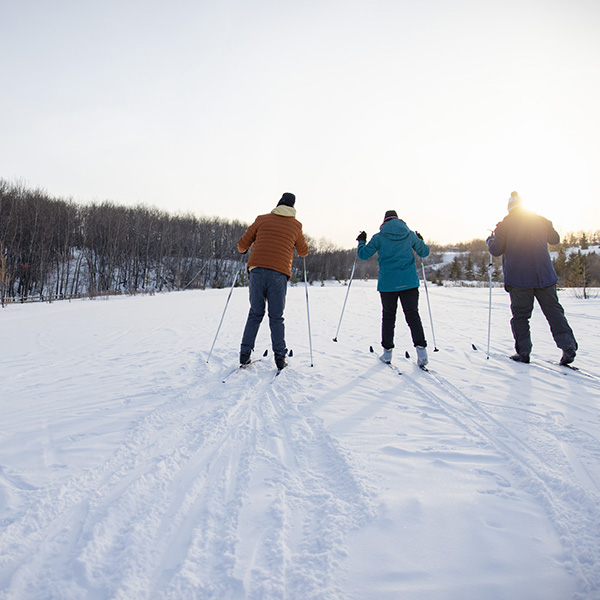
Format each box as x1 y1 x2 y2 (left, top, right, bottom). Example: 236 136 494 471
241 267 288 358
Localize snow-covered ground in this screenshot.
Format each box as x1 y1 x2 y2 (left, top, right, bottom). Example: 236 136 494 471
1 282 599 600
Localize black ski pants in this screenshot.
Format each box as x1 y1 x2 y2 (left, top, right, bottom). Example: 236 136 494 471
507 284 577 356
380 287 427 350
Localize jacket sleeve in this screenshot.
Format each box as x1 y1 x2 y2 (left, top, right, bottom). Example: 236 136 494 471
357 236 379 260
546 220 560 246
295 230 309 257
411 233 430 258
487 222 506 256
237 219 258 253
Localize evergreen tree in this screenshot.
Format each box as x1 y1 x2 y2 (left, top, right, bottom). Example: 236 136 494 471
567 250 589 296
580 232 589 250
492 258 503 282
449 256 463 281
553 247 568 284
477 256 488 281
464 255 475 280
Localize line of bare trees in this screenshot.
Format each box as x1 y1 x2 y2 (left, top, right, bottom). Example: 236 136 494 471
2 179 596 305
0 180 373 305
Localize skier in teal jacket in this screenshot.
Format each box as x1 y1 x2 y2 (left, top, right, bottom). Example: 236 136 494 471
357 210 430 367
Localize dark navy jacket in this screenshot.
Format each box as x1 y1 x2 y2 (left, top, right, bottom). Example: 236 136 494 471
487 208 559 289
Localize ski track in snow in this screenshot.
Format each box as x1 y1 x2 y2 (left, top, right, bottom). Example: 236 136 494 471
1 285 600 599
395 362 600 597
0 359 376 600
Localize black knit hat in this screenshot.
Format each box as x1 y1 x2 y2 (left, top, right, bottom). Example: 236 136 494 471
277 192 296 207
383 210 398 222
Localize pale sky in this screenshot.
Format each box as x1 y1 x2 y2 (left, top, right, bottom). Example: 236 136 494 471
2 0 599 248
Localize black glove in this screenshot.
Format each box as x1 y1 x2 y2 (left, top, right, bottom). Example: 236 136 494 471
356 231 367 242
415 231 423 241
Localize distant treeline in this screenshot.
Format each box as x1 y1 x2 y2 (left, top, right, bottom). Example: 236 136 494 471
0 180 375 304
424 236 600 292
0 180 597 304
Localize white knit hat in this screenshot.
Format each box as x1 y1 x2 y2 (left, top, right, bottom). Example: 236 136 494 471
507 191 522 212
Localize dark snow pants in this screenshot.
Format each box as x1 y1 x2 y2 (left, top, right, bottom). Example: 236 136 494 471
507 284 577 356
380 287 427 350
241 267 288 359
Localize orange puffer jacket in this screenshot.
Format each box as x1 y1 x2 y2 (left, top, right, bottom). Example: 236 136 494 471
238 206 309 278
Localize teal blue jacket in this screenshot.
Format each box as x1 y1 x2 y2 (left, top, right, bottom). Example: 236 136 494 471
357 219 430 292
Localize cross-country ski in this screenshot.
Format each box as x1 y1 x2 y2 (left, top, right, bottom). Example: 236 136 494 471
369 345 403 375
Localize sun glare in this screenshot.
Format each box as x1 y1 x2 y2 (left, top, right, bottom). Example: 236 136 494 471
459 119 593 237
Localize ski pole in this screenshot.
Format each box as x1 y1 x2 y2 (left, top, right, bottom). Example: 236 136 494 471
206 258 244 363
333 252 358 342
303 257 314 366
486 253 493 360
184 262 208 289
421 261 439 352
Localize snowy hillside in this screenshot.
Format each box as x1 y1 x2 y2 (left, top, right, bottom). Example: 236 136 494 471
1 283 599 600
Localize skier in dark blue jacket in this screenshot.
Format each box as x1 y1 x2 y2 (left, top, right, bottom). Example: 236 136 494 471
487 191 577 365
357 210 430 367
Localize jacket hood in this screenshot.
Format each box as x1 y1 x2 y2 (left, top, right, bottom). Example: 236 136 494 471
379 218 410 240
271 205 297 218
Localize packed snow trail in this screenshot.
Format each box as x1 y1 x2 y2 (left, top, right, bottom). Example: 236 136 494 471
0 359 376 599
397 358 600 596
1 284 599 599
